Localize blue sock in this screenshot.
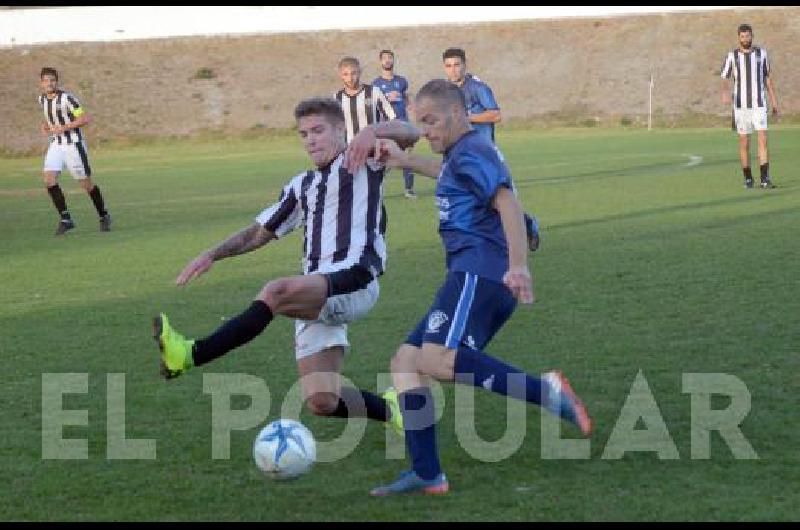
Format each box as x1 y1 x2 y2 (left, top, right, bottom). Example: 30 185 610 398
400 387 441 481
454 346 548 407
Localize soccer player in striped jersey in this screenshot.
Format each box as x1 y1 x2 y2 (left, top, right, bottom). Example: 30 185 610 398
38 67 111 235
720 24 779 189
442 48 541 252
334 57 396 144
153 97 418 429
368 80 591 496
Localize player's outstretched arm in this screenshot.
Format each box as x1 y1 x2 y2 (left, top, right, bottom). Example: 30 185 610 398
375 138 441 178
469 109 501 124
492 186 534 304
176 223 275 286
344 120 421 172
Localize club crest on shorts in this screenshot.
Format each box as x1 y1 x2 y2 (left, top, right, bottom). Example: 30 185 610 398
427 310 448 334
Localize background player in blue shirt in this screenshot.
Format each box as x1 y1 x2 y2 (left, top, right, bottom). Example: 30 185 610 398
373 49 417 199
361 80 592 496
443 47 541 253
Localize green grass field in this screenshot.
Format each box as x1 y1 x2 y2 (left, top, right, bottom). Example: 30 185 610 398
1 126 798 521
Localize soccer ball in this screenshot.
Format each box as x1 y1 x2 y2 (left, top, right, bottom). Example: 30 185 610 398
253 419 316 480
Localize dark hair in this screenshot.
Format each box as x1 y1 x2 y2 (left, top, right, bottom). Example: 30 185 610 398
40 67 58 80
379 49 394 58
338 56 360 69
442 47 466 62
294 97 345 125
738 24 752 34
415 79 467 112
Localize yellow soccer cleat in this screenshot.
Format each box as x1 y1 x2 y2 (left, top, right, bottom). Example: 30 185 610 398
383 387 405 437
152 313 195 379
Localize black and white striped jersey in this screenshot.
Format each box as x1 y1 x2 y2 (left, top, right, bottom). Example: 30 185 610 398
720 47 771 110
256 152 388 277
334 84 396 144
38 90 85 144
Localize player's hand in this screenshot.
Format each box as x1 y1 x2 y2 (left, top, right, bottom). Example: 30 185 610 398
40 123 51 135
388 90 401 102
50 125 65 135
721 93 732 106
503 266 534 304
375 138 406 168
344 127 376 173
176 252 214 286
772 106 779 118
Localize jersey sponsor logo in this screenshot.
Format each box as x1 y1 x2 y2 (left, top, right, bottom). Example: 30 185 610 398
427 310 449 334
436 196 450 221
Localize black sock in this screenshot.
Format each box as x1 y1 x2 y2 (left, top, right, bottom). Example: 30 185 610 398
46 184 70 219
759 162 769 180
329 387 389 422
88 185 108 217
192 300 274 366
743 167 753 181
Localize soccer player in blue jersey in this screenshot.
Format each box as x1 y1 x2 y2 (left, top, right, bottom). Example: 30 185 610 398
372 49 417 199
364 79 592 496
442 47 540 252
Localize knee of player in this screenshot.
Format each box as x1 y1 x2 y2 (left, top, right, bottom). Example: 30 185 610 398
260 278 293 310
417 344 456 379
390 344 418 374
305 392 340 416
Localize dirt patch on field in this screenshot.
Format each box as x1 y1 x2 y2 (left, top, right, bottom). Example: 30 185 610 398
1 7 798 154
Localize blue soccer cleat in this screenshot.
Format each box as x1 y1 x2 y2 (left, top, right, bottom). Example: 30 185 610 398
543 371 592 437
370 470 449 497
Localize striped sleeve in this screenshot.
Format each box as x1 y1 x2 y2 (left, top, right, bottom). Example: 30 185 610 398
763 49 770 77
255 172 305 237
720 52 734 79
373 87 396 121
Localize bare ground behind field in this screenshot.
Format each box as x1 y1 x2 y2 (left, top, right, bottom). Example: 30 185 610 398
1 7 799 154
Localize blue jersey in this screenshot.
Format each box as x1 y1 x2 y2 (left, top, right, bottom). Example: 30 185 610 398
372 75 409 120
437 130 513 282
459 74 500 143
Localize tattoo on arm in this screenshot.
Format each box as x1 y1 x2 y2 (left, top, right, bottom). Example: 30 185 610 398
209 223 274 261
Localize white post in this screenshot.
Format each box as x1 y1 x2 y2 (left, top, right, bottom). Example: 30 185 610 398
648 71 654 131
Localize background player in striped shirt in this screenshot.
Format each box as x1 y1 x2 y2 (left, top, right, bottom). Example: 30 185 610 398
335 57 396 144
442 48 540 252
153 97 418 430
38 67 111 235
373 49 417 199
720 24 780 189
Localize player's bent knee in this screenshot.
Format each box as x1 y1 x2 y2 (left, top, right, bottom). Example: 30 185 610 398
305 392 340 416
417 344 456 380
390 344 418 375
259 278 292 310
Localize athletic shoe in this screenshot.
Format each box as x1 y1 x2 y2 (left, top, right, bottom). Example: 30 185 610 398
404 189 418 199
542 370 592 437
370 470 449 497
382 387 404 437
152 313 195 379
99 213 112 232
55 218 75 236
744 177 755 189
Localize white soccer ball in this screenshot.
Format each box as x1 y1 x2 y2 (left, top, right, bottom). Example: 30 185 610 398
253 419 316 480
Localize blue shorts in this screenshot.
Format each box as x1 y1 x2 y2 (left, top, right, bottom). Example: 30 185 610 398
406 271 517 350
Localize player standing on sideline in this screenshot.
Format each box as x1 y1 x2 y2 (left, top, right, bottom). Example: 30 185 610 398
357 80 591 496
372 49 417 199
334 57 396 144
442 48 540 252
153 97 417 431
38 67 111 235
720 24 779 189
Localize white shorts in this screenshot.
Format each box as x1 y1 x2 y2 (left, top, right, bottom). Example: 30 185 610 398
43 141 92 179
734 107 768 135
294 279 380 360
